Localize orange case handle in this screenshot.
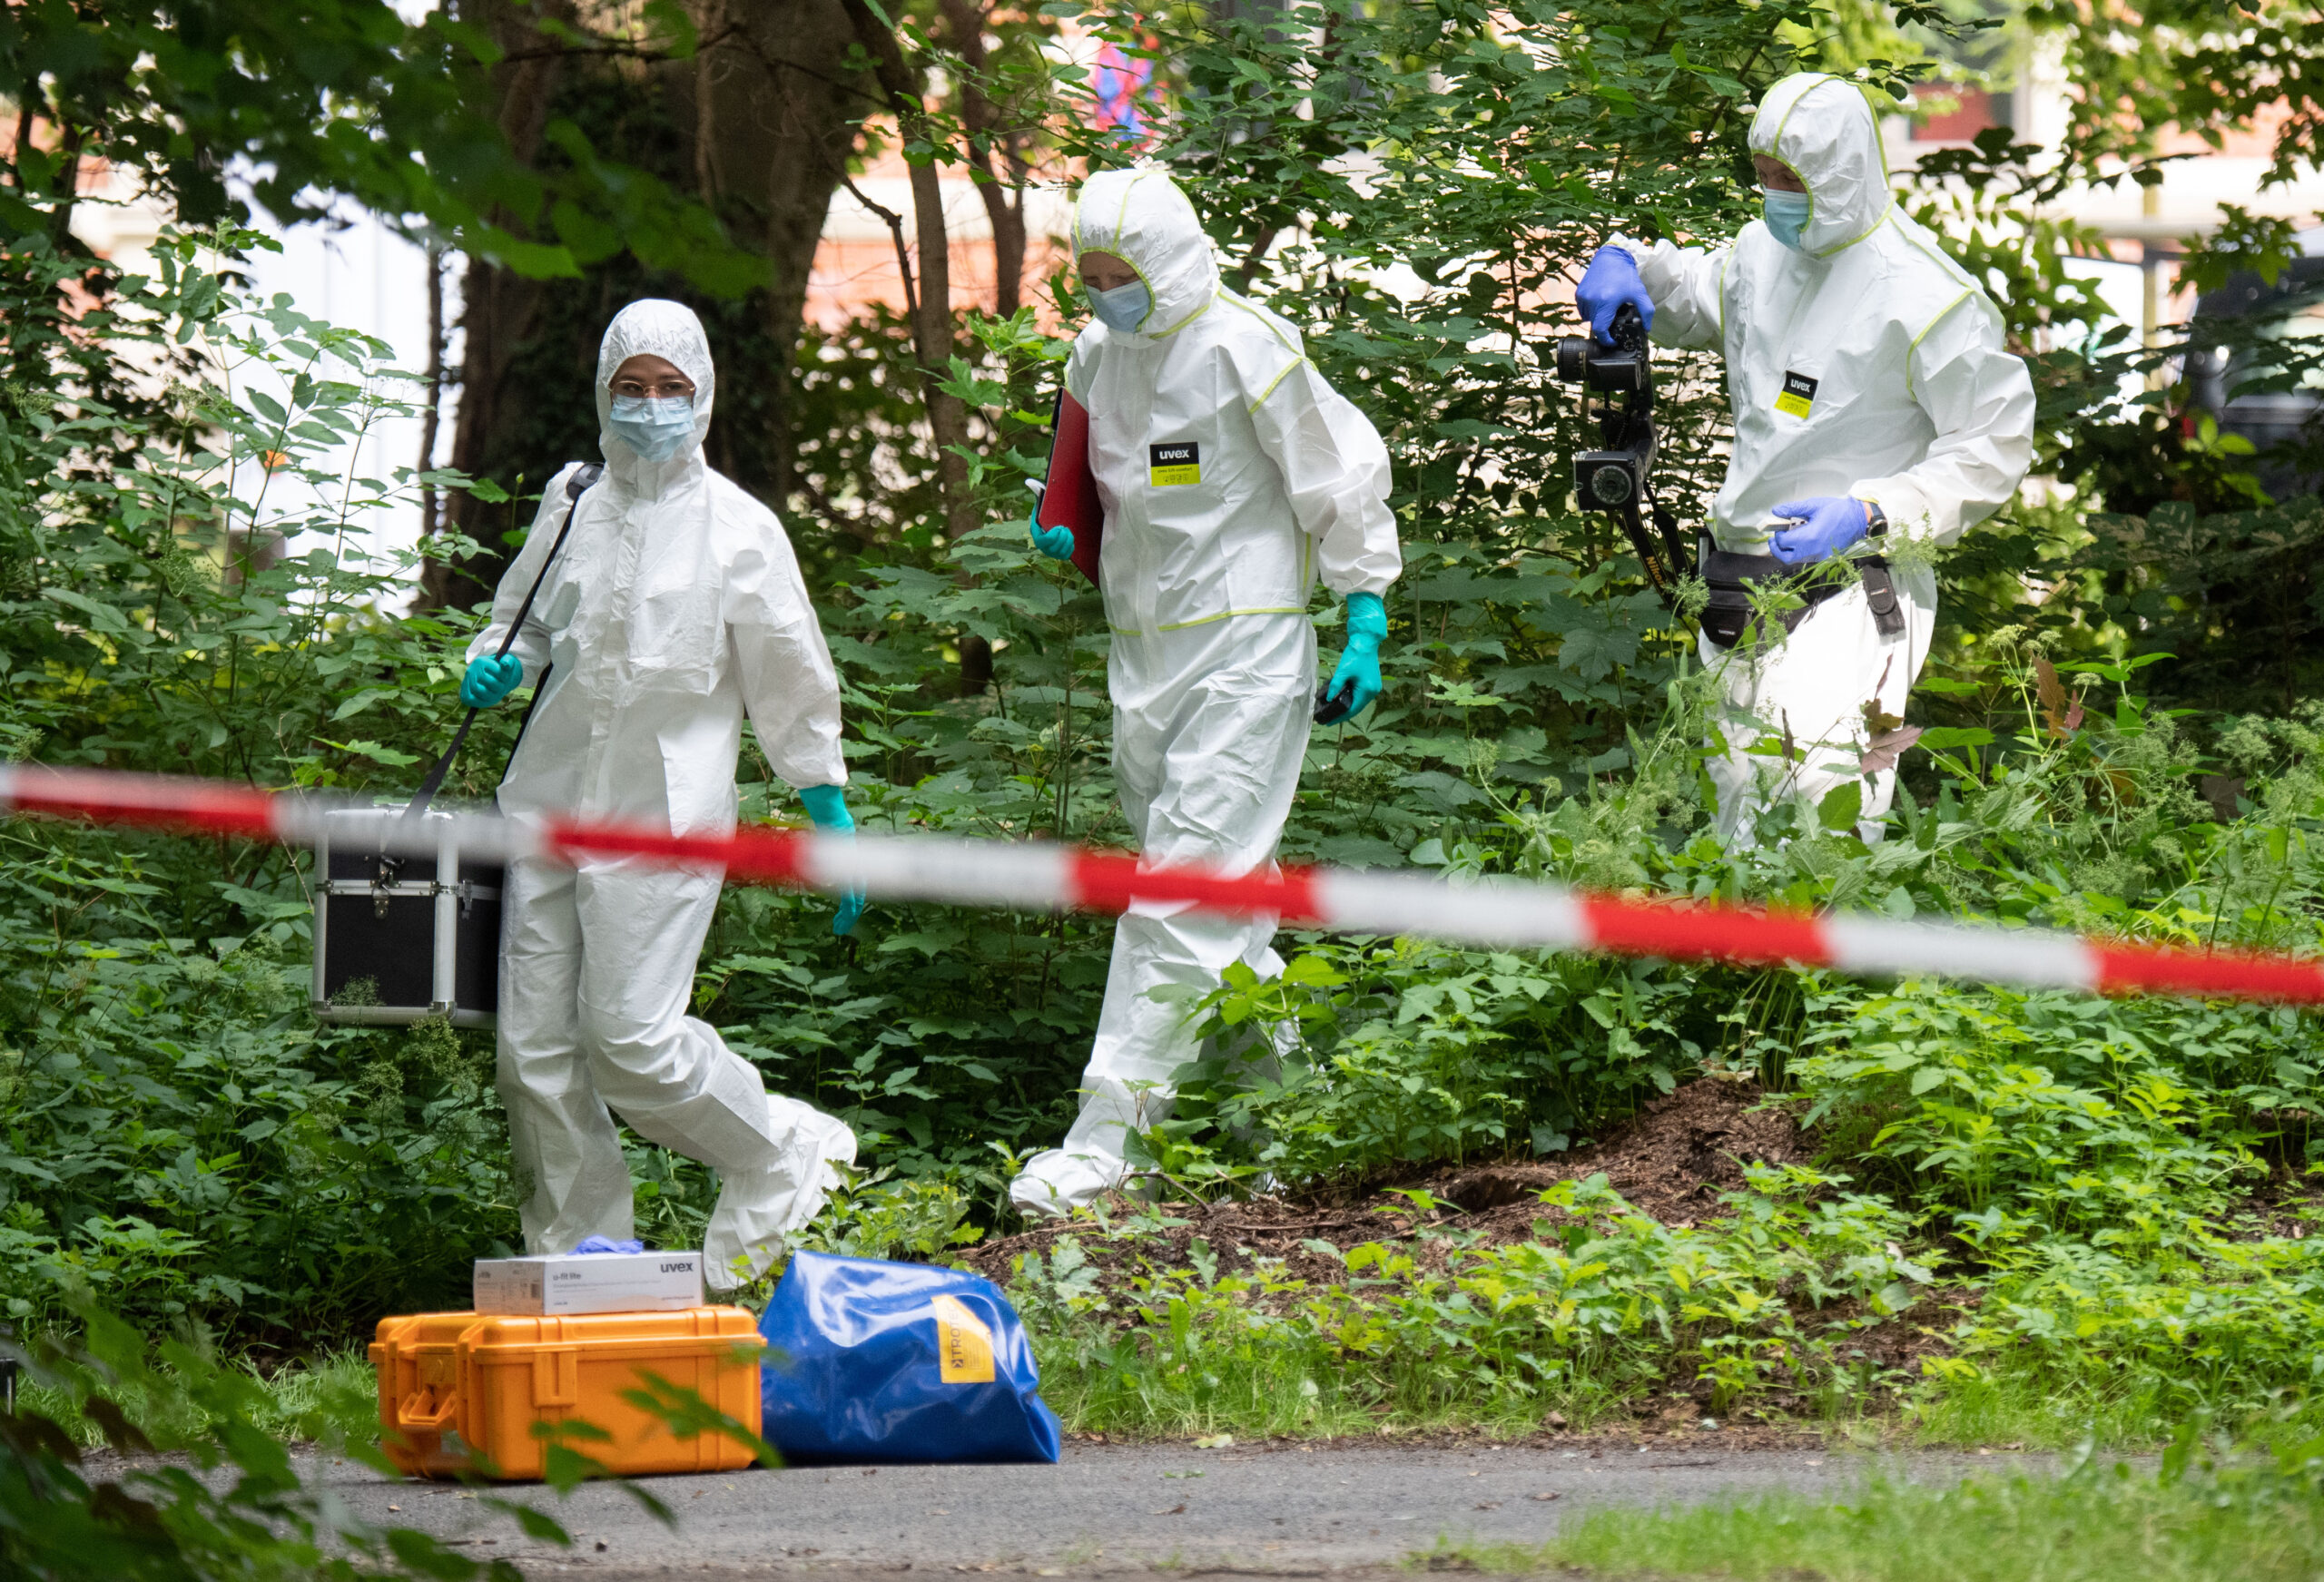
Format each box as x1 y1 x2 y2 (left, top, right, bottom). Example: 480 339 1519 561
397 1389 460 1431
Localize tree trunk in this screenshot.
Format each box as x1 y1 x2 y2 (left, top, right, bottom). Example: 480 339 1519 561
903 155 975 530
421 0 871 614
837 0 977 541
418 247 448 542
681 0 869 506
905 145 995 694
419 0 582 616
936 0 1030 318
840 0 991 693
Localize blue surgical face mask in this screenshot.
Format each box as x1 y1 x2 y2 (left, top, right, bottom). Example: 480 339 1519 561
607 393 696 462
1762 187 1812 251
1088 279 1152 333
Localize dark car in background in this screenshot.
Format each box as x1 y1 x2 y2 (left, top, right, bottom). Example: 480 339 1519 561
2189 226 2324 500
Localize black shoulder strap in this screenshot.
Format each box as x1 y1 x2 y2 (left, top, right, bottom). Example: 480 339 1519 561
404 463 603 820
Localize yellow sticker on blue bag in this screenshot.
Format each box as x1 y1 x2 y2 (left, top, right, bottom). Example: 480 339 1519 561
1148 441 1201 486
1775 370 1817 420
931 1294 996 1383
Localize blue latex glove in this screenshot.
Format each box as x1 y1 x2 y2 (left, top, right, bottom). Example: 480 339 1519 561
1574 245 1654 348
1316 591 1387 725
460 653 523 708
1768 496 1873 567
797 784 866 937
1027 495 1076 561
571 1235 645 1254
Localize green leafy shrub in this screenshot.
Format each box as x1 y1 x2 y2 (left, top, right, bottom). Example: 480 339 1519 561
1782 981 2324 1428
1160 943 1714 1188
0 912 520 1339
2 1297 531 1581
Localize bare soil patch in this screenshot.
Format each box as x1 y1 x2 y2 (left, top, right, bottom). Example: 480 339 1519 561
963 1077 1955 1446
966 1076 1807 1297
2223 1161 2324 1242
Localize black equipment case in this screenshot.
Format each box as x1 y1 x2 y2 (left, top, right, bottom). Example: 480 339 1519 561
308 463 601 1032
311 809 503 1028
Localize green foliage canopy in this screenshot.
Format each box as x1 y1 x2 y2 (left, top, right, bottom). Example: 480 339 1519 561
0 0 763 290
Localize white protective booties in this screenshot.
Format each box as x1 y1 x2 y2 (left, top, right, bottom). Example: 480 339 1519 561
703 1098 859 1291
1009 1143 1133 1221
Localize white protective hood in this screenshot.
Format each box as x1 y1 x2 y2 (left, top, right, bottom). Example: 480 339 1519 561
596 298 717 475
1071 166 1221 339
1747 74 1892 259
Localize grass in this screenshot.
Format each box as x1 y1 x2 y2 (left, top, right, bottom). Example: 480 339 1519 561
1031 1340 1587 1442
1029 1302 2293 1452
1437 1457 2324 1582
1902 1370 2324 1455
19 1346 379 1448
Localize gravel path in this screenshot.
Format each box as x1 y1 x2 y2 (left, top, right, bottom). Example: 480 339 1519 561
301 1439 2037 1578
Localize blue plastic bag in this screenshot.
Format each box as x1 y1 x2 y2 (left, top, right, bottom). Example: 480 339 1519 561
758 1251 1061 1463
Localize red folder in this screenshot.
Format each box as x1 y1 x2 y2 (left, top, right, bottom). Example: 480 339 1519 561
1039 388 1103 586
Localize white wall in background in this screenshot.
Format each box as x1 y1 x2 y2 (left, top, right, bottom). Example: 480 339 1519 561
238 211 454 584
68 179 453 604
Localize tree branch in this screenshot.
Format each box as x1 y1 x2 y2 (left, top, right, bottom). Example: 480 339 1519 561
494 20 751 66
842 172 920 324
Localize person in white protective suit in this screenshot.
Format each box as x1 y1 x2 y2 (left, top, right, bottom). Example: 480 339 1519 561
1576 73 2035 842
1008 167 1403 1218
458 299 862 1289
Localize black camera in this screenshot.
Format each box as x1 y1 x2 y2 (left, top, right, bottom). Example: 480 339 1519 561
1553 329 1650 394
1552 303 1689 595
1575 430 1655 510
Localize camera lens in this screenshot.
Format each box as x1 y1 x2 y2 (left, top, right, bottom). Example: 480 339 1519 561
1555 337 1589 383
1589 464 1634 505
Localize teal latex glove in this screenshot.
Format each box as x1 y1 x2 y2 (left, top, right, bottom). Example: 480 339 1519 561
797 784 865 936
460 653 524 708
1028 495 1076 561
1315 591 1387 724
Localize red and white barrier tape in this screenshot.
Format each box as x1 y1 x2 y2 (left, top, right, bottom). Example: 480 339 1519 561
4 762 2320 1006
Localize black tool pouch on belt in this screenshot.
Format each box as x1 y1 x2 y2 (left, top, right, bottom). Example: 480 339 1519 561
1858 558 1905 638
1699 536 1906 650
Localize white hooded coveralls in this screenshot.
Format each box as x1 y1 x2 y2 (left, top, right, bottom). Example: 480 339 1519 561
1009 168 1403 1217
471 300 857 1287
1610 74 2034 840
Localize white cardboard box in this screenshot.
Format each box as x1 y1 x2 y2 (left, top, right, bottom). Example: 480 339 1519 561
473 1251 705 1315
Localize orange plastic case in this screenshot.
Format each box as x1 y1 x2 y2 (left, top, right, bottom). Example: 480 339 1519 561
371 1307 765 1480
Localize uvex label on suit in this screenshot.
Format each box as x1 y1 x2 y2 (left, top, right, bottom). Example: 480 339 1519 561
1148 441 1202 486
1775 370 1818 420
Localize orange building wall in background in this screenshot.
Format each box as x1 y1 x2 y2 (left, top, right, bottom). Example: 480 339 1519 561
805 144 1077 331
